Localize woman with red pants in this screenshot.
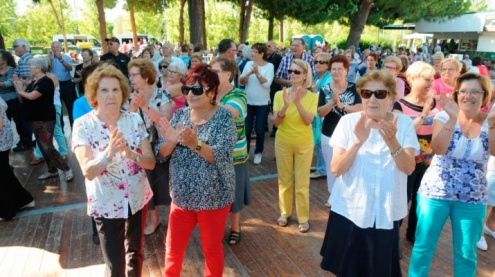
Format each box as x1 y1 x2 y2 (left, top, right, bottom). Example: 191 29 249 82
157 64 236 276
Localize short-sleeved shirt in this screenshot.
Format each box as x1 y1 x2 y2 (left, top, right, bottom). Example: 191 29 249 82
24 76 55 121
418 111 489 205
14 52 33 80
393 98 440 170
220 88 248 165
49 54 73 81
318 82 361 137
100 52 131 77
241 61 274 106
273 89 318 144
157 107 236 210
0 67 17 101
432 78 455 95
73 95 93 120
275 53 316 83
72 111 152 218
329 112 420 229
0 97 13 151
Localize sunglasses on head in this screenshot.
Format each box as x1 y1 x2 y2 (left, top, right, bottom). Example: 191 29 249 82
288 69 302 75
360 89 389 99
181 85 209 96
159 65 168 70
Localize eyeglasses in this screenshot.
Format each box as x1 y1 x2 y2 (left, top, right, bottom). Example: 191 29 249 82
383 65 397 71
441 68 456 72
288 69 302 75
360 89 389 99
331 68 345 73
159 65 168 70
315 60 327 65
228 48 237 53
181 85 209 96
458 89 484 96
128 72 141 79
13 45 20 48
168 70 179 74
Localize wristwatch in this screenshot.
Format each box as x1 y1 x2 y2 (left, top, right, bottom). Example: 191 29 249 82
195 140 202 153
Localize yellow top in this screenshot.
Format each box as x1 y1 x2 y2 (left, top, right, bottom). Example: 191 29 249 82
273 89 318 144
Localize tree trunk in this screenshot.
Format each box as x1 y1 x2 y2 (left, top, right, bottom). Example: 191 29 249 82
179 0 186 45
187 0 204 47
48 0 68 53
238 0 254 43
346 0 373 49
57 0 68 53
267 15 274 41
128 2 138 50
201 0 207 49
95 0 108 54
279 18 284 43
0 32 5 50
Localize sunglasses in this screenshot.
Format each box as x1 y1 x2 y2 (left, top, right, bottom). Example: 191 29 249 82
360 89 389 99
181 85 209 96
159 65 168 70
288 69 303 75
315 60 327 65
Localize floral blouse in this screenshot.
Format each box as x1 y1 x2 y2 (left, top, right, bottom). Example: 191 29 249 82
419 111 489 204
155 106 237 210
0 97 13 152
72 111 153 218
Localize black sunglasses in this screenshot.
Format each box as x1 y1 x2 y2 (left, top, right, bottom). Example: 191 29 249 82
360 89 389 100
288 69 302 75
181 85 208 96
315 60 327 65
159 65 168 70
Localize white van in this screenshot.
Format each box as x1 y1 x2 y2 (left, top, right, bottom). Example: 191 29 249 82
116 34 159 47
52 34 102 52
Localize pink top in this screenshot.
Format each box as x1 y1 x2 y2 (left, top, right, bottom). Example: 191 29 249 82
432 78 455 95
172 95 186 114
388 77 405 111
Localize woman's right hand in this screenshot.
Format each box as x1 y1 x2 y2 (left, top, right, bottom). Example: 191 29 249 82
107 126 125 158
354 112 371 146
158 117 181 145
439 92 458 120
422 95 434 116
282 87 291 107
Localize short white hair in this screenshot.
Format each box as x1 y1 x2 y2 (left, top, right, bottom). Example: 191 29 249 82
169 61 188 76
14 39 30 52
242 45 252 60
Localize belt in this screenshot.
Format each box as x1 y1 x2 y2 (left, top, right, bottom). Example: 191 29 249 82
60 80 72 84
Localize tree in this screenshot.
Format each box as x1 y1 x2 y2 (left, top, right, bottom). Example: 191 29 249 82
124 0 164 49
326 0 471 48
238 0 255 43
188 0 206 48
0 0 16 50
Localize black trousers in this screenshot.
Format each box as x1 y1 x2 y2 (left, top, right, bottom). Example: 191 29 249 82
59 80 78 129
94 205 148 277
7 98 33 145
0 150 34 219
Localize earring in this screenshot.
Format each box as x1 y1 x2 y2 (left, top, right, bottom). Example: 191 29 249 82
210 98 215 104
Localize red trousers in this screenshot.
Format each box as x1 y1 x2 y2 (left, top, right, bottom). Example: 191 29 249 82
164 203 232 277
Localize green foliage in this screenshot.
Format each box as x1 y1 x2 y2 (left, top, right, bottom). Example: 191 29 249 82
0 0 17 44
124 0 166 14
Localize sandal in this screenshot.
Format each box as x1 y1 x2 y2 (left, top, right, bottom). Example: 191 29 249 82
228 230 241 245
298 222 310 233
277 216 288 227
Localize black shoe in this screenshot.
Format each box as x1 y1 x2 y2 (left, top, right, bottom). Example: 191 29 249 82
92 233 100 245
406 233 415 244
270 130 277 138
13 143 32 152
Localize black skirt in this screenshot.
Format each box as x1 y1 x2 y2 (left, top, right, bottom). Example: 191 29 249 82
320 211 402 277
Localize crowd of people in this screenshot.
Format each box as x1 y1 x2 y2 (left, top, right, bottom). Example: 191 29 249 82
1 34 495 277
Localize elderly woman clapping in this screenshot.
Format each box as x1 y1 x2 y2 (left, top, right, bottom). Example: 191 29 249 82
72 64 156 277
320 70 419 276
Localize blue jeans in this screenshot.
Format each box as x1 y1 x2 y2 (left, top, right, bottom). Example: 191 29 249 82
35 105 68 157
409 195 485 277
246 104 270 154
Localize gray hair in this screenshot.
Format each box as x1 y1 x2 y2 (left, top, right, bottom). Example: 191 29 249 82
169 61 188 76
30 57 48 73
14 39 30 52
242 45 252 60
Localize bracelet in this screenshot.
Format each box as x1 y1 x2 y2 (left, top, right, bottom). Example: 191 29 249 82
341 105 346 112
419 114 426 121
443 126 454 132
391 147 403 158
277 111 285 118
98 153 109 166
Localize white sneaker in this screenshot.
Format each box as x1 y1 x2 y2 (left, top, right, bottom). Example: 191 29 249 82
477 236 488 251
484 224 495 239
21 200 36 209
65 168 74 182
254 154 262 165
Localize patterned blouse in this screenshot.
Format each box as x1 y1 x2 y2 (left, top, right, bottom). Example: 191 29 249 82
418 111 489 204
0 97 13 152
155 106 237 210
72 111 153 218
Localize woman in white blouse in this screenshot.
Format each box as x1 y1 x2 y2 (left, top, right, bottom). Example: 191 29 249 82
320 70 419 276
72 64 156 277
239 43 274 164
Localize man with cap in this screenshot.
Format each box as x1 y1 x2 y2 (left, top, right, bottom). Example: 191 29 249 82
100 37 131 77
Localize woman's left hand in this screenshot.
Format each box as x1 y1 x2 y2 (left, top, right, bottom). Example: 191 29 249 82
378 116 399 142
179 124 199 151
293 87 305 104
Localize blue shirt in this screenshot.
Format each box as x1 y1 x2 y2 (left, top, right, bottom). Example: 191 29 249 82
14 52 33 80
49 54 72 81
73 95 93 120
0 67 17 101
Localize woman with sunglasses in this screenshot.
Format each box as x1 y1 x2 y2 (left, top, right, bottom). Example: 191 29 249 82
317 54 363 207
409 74 495 277
128 59 175 235
320 70 419 276
273 59 318 233
392 61 440 244
158 58 171 88
156 64 236 276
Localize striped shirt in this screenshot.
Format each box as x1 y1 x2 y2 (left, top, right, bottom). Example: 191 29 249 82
14 52 33 80
275 52 316 84
220 88 248 165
